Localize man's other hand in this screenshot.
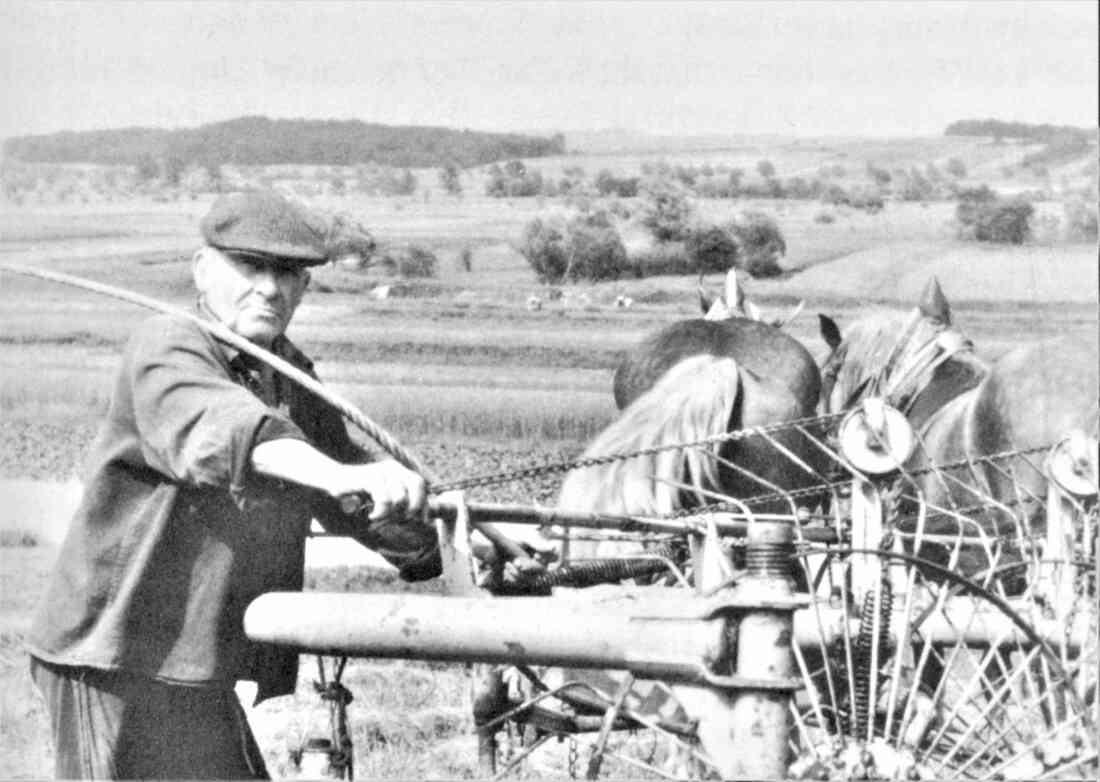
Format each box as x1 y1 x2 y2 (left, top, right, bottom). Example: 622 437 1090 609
329 459 427 522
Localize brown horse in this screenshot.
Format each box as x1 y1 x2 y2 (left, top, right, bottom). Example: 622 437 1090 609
560 290 825 542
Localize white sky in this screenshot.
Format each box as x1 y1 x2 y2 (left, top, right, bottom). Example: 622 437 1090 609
1 1 1096 141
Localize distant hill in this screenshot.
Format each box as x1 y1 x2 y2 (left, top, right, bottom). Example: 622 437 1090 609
2 116 566 169
944 119 1097 142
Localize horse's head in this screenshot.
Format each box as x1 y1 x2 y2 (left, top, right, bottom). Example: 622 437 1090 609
818 278 978 415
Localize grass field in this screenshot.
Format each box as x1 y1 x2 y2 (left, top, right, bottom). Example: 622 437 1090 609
1 136 1097 778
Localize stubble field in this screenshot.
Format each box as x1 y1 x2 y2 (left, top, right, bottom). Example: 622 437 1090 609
1 142 1096 778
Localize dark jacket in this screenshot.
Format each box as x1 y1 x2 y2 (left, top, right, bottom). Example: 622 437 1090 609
27 313 440 702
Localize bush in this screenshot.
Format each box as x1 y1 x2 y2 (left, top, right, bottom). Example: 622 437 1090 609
639 178 694 242
594 169 640 197
945 157 967 178
1063 199 1099 242
519 210 628 283
325 213 377 265
728 211 786 278
628 241 694 277
378 244 438 277
814 210 836 224
456 245 474 272
486 160 545 197
955 187 1034 244
685 224 739 274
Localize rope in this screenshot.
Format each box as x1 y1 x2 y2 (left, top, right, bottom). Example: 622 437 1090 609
0 262 529 558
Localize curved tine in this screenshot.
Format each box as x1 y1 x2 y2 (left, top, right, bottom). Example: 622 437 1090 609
789 423 839 485
707 453 796 516
927 607 1039 767
490 733 554 781
938 647 1053 773
754 427 830 491
650 474 757 522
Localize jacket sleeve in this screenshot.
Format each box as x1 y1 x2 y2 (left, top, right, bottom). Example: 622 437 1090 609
127 317 306 507
298 371 441 582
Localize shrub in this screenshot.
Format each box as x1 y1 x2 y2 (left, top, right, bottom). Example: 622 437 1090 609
438 163 463 196
945 157 967 178
866 163 892 186
594 169 640 197
486 160 545 197
519 210 628 283
628 241 693 277
639 179 694 242
456 245 474 272
378 244 438 277
325 213 377 265
1063 199 1098 242
814 210 836 224
567 211 629 281
728 211 786 278
756 159 776 178
685 224 739 274
955 187 1034 244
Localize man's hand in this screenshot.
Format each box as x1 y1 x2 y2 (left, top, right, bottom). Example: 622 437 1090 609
252 440 426 522
326 459 427 522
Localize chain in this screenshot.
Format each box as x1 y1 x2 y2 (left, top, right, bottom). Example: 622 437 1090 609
430 412 845 494
430 414 1052 530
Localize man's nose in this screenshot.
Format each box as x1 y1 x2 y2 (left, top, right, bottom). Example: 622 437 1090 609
251 268 281 296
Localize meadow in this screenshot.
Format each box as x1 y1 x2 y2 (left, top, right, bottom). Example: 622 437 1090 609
0 135 1096 778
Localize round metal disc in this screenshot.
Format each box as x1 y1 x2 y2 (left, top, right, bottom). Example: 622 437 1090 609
837 401 915 475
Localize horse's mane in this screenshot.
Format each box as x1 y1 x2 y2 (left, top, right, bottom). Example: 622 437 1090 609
826 309 986 414
558 354 741 516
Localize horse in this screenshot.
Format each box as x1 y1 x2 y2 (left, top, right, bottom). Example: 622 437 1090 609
559 270 826 555
818 277 1099 581
526 274 827 777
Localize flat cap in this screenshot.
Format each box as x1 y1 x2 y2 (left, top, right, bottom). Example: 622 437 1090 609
200 189 329 267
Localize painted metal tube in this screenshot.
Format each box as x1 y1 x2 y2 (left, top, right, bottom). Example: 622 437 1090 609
728 520 797 780
793 602 1093 651
245 592 728 682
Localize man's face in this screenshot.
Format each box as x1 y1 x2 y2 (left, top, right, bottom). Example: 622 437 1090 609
193 248 309 346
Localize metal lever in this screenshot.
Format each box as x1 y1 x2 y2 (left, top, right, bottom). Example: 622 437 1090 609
337 492 373 516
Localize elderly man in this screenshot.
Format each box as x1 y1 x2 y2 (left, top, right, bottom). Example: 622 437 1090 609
27 190 440 779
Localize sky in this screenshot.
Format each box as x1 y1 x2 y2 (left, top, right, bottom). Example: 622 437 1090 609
1 1 1096 141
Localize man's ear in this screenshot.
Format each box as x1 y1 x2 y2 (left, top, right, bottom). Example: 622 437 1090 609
192 247 210 296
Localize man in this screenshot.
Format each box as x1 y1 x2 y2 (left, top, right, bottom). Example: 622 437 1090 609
27 189 441 779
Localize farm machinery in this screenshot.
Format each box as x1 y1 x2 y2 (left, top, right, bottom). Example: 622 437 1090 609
3 264 1093 780
246 401 1099 781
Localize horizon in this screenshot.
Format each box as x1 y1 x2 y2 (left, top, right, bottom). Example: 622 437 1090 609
1 2 1096 142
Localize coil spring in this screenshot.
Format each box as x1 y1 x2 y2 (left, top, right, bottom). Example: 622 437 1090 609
851 578 893 738
492 543 685 595
744 539 791 579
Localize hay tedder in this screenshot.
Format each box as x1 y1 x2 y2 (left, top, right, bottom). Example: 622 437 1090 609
246 400 1099 781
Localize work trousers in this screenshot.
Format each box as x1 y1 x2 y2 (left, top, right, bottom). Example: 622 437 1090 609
30 657 269 780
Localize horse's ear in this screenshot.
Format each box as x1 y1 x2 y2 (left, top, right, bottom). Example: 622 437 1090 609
819 314 843 350
699 286 714 315
918 276 952 325
724 268 743 310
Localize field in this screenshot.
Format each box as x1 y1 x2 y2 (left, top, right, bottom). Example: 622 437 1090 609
1 136 1097 778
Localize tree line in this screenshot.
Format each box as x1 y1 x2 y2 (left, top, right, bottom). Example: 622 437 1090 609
3 116 566 169
944 119 1097 143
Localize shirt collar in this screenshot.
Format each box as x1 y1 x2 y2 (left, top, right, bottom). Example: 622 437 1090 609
193 299 313 373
